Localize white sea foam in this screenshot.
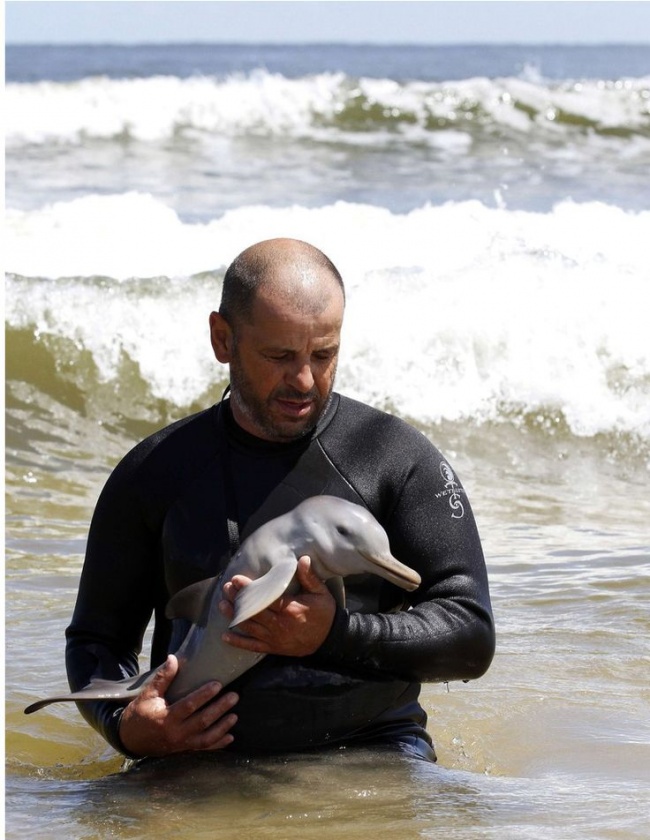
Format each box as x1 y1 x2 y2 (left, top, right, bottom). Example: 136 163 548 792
5 195 649 441
5 72 650 146
4 72 341 145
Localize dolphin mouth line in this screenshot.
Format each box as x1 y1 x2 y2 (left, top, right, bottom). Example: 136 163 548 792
358 550 421 590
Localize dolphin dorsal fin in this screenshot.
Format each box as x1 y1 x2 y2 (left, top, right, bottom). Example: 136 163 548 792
230 558 298 627
165 577 220 626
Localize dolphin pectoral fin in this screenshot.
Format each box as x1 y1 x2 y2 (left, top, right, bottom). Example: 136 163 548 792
229 559 298 627
24 672 153 715
165 576 221 626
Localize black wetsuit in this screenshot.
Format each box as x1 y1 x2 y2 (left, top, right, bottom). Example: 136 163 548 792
66 393 495 759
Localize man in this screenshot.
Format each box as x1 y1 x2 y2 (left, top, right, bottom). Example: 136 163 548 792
66 238 495 762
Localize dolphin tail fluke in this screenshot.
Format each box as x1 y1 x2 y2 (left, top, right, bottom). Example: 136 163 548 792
24 673 151 715
24 697 73 714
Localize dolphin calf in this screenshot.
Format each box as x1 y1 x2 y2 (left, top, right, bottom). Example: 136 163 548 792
24 496 420 714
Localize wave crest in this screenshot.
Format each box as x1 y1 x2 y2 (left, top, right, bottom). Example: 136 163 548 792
5 196 650 449
6 71 650 147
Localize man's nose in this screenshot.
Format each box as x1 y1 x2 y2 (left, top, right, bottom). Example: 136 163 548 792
287 361 315 393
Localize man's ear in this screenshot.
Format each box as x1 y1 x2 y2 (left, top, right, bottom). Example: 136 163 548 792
209 311 233 363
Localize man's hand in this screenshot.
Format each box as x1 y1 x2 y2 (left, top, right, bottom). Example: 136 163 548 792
118 654 238 757
220 556 336 657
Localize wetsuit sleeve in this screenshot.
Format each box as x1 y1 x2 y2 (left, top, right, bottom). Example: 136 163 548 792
315 440 495 684
65 446 161 756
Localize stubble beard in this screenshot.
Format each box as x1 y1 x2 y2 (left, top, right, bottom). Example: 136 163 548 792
228 352 336 442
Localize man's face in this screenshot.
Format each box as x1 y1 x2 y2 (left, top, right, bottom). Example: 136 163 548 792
226 285 344 442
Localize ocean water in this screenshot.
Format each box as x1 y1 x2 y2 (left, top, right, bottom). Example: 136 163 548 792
5 43 650 840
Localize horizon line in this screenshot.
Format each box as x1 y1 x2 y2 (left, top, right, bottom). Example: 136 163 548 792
7 39 650 47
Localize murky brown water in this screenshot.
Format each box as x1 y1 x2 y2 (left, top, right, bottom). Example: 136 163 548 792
5 388 650 839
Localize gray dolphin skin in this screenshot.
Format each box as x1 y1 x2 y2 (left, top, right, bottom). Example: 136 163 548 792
24 496 421 715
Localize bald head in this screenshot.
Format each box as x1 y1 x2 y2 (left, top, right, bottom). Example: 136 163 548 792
210 238 345 441
219 238 345 330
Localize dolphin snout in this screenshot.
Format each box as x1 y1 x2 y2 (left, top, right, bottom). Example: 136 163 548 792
358 550 421 591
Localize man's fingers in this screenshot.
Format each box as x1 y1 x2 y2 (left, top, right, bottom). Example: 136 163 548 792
225 575 252 594
295 555 328 593
221 581 236 601
119 668 240 757
193 690 239 730
196 711 238 751
218 598 235 620
222 627 270 653
176 689 239 751
195 693 239 749
169 679 223 719
221 576 252 613
138 654 178 699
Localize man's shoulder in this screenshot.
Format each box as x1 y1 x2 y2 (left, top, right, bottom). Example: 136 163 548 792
115 405 219 479
333 393 429 445
319 394 443 512
325 394 438 469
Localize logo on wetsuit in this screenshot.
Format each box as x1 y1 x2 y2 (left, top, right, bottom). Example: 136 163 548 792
436 461 465 520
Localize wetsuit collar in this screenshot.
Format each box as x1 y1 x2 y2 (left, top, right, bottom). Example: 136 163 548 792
218 388 339 454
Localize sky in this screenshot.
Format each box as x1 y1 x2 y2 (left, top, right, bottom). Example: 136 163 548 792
5 0 650 45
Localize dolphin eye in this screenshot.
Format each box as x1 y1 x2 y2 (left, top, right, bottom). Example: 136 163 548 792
336 525 350 537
